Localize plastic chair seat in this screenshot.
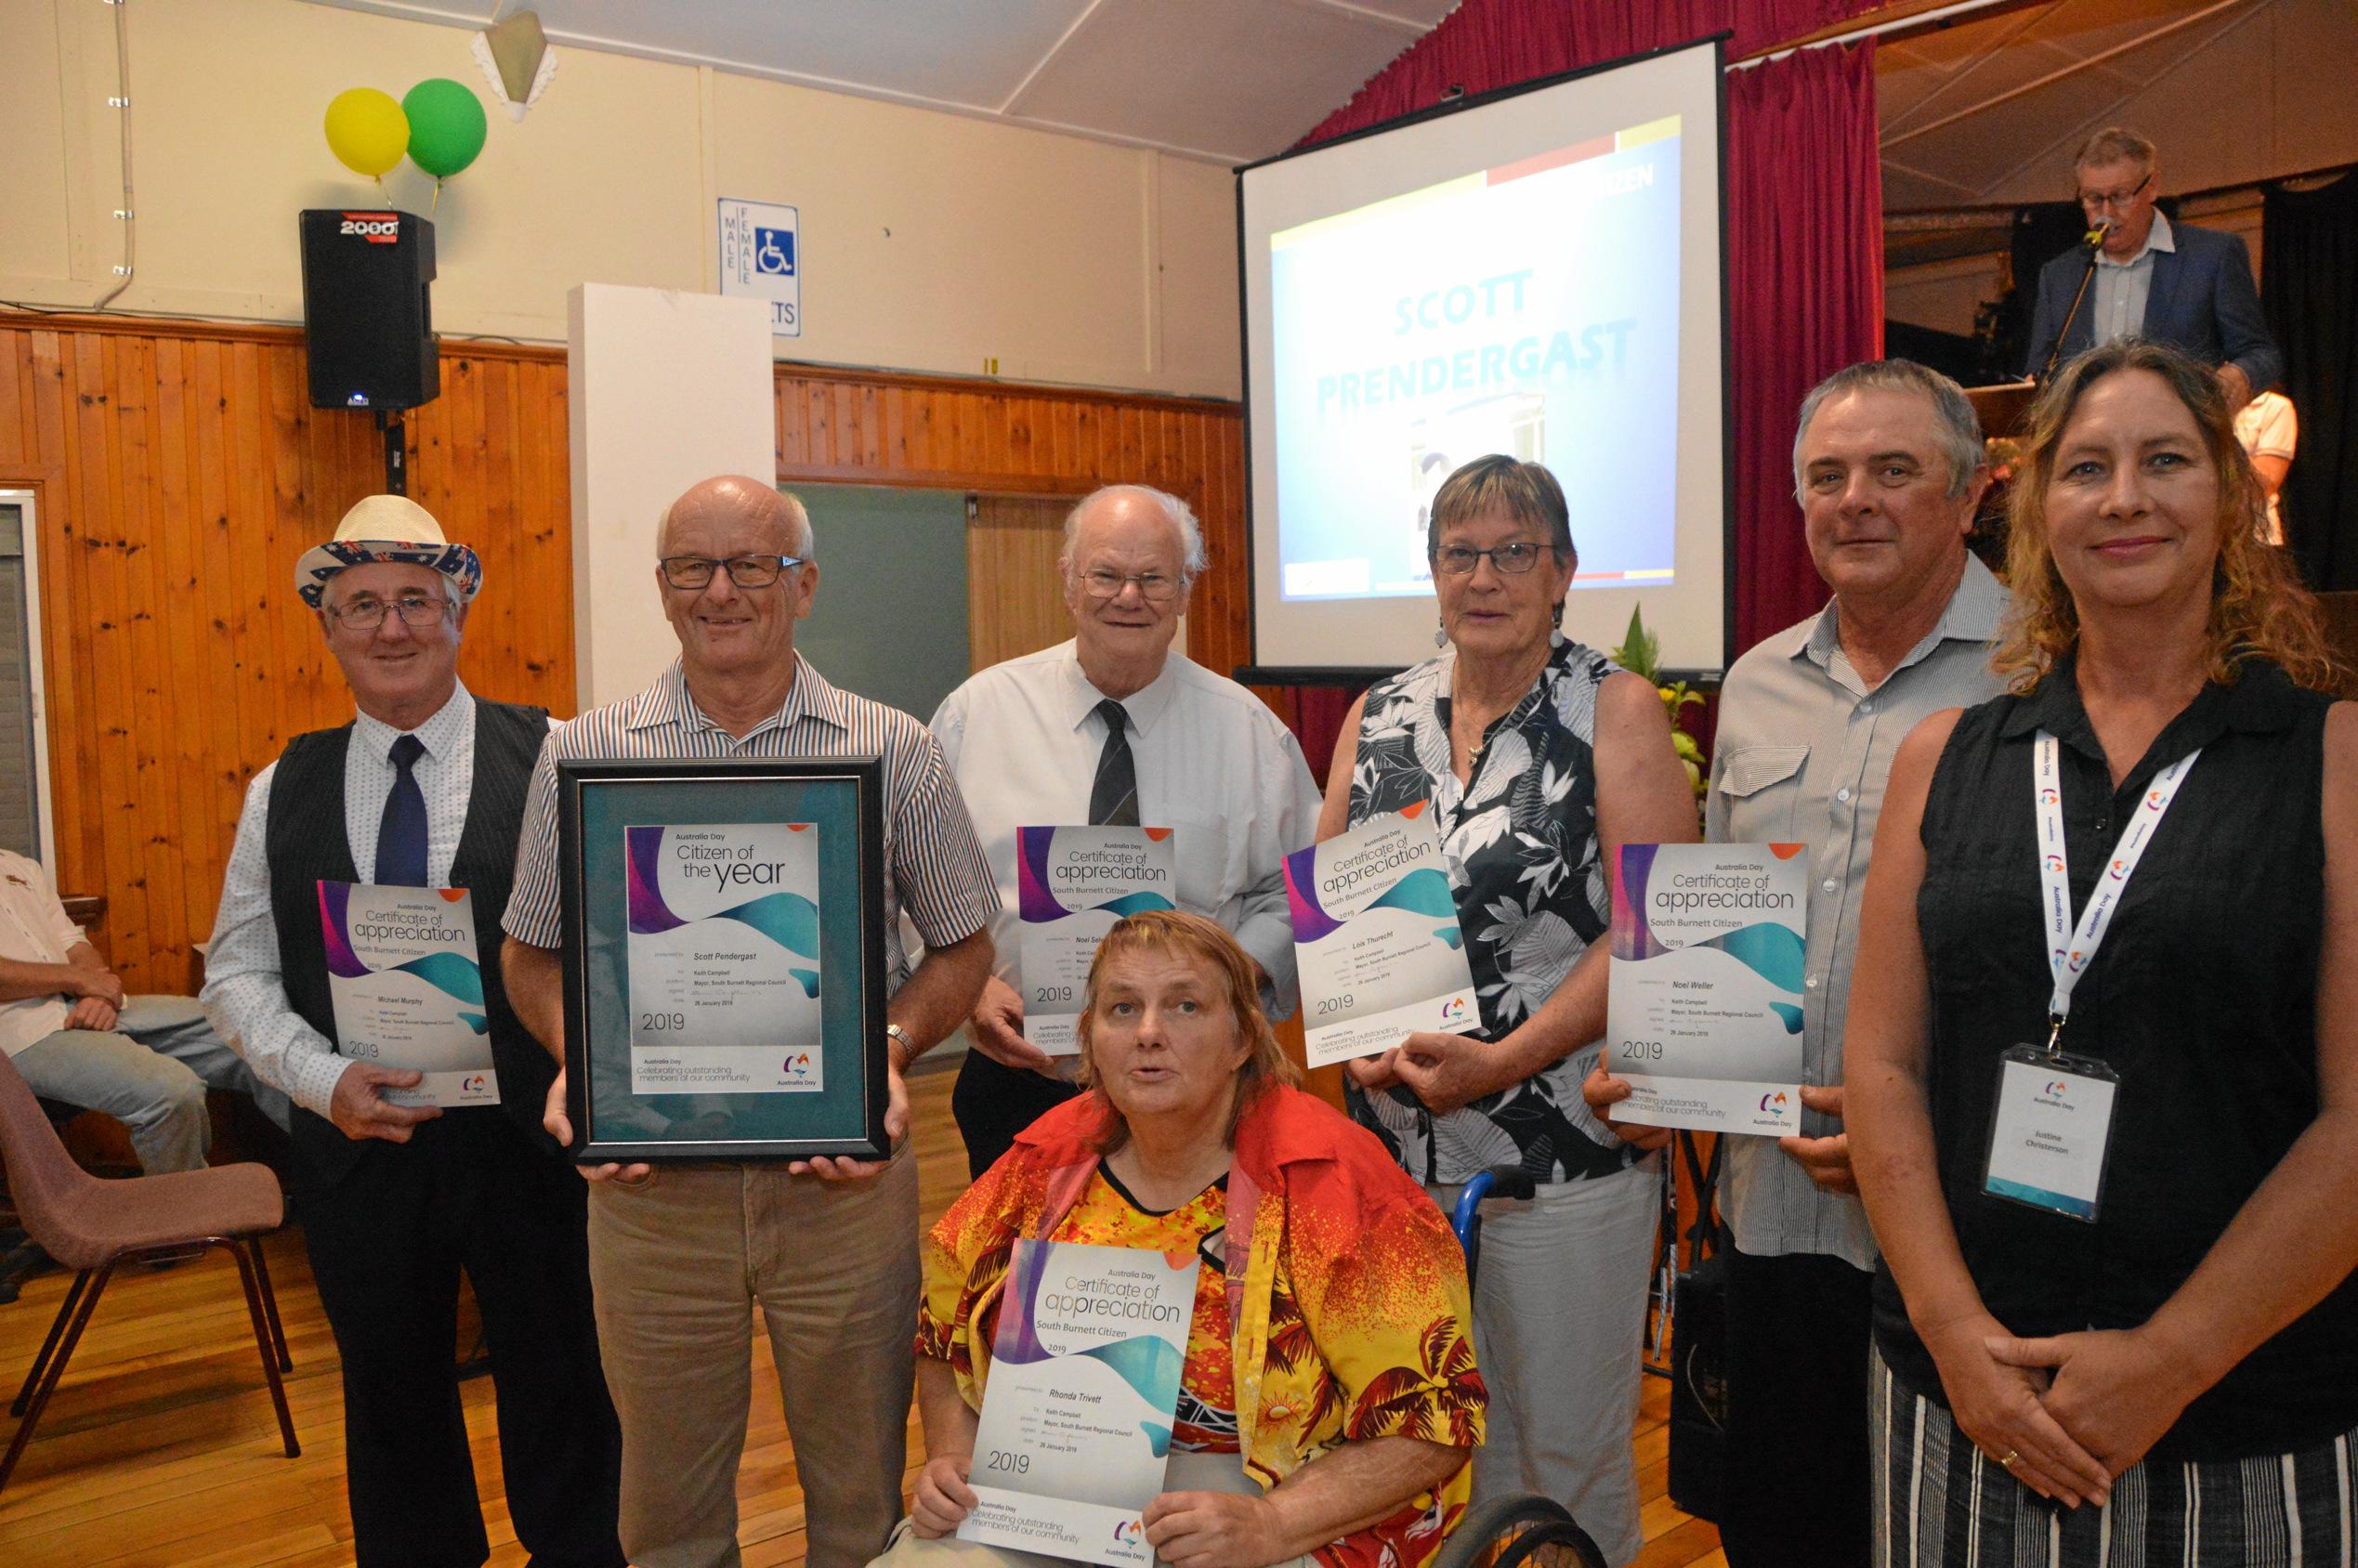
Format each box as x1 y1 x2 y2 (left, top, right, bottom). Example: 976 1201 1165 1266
29 1161 282 1271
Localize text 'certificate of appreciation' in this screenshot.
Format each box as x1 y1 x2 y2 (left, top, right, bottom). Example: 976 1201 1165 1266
959 1239 1199 1567
1286 803 1480 1068
624 823 824 1094
1606 843 1808 1134
319 882 499 1108
1016 827 1177 1055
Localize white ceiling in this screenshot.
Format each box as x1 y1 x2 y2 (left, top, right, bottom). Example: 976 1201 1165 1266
303 0 1463 163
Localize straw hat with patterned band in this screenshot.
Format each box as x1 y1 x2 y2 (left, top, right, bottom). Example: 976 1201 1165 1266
295 495 483 609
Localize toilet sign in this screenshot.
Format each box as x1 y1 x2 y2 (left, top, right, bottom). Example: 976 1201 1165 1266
718 197 801 338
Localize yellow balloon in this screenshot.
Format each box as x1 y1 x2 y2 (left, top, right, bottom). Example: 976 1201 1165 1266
324 87 410 179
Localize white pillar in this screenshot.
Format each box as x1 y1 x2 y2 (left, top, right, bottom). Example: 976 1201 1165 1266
567 283 774 710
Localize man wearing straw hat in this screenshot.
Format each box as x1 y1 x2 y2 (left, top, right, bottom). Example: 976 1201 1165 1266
203 495 622 1568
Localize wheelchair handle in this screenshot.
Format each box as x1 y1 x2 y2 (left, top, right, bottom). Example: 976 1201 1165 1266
1450 1165 1537 1256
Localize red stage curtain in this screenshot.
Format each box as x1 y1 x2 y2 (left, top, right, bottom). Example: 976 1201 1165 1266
1301 0 1881 148
1726 39 1884 649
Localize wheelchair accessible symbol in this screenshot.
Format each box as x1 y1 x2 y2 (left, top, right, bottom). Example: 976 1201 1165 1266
719 197 803 338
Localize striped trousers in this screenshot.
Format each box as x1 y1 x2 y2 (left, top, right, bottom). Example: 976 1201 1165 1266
1871 1348 2357 1567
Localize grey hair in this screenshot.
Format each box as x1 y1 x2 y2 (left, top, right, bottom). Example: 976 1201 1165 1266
1790 359 1985 502
2074 127 2156 176
1062 485 1207 581
773 488 816 559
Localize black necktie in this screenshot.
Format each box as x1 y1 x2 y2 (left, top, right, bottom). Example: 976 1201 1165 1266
374 733 428 886
1088 699 1139 828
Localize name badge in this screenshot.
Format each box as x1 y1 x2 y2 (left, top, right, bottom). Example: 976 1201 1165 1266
1981 1044 2119 1222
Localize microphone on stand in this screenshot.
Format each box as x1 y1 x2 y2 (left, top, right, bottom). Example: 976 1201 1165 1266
2042 220 2113 382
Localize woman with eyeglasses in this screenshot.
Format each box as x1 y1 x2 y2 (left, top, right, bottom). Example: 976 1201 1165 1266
1311 454 1699 1564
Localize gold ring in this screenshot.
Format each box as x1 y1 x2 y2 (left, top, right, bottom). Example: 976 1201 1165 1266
1998 1449 2021 1469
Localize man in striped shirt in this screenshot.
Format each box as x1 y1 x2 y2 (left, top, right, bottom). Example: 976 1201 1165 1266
502 475 999 1568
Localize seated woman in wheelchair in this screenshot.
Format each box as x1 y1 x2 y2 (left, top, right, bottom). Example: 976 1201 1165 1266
876 909 1486 1568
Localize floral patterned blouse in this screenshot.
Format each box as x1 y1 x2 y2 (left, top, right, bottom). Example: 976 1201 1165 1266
1344 633 1642 1186
918 1086 1486 1568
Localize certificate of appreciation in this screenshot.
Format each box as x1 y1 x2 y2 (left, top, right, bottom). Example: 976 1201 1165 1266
624 823 824 1094
1605 843 1809 1134
959 1239 1199 1567
320 882 499 1108
1016 827 1177 1055
1285 803 1480 1069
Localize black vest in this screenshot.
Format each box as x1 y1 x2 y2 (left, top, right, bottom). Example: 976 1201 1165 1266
267 697 553 1186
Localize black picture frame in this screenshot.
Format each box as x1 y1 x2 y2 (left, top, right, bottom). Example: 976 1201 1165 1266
557 755 890 1163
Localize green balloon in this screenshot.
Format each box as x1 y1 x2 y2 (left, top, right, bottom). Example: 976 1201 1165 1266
402 78 487 179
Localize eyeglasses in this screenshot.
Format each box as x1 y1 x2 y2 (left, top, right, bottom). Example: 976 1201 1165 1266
327 594 451 631
660 554 803 590
1079 568 1183 603
1431 542 1557 576
2076 171 2153 213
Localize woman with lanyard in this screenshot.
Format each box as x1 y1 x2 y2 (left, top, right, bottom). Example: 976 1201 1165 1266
1314 454 1697 1566
1846 338 2358 1565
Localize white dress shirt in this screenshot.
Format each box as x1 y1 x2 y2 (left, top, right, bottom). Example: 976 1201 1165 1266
2091 208 2176 347
202 682 485 1117
929 640 1321 1022
0 850 87 1058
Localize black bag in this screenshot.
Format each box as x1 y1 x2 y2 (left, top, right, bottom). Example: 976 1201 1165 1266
1666 1131 1730 1522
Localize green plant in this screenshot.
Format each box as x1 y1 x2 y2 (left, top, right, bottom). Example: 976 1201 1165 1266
1610 607 1709 800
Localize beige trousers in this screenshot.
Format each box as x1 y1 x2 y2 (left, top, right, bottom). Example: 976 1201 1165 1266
587 1146 922 1568
867 1451 1311 1568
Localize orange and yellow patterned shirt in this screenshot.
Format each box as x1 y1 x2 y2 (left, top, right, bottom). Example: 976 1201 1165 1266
917 1085 1487 1568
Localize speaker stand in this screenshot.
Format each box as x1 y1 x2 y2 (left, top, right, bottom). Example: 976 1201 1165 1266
377 411 408 495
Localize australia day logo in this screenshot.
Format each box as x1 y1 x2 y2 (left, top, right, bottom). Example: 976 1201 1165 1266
1114 1520 1145 1547
2038 1079 2071 1107
1758 1090 1790 1117
460 1073 488 1096
1439 995 1470 1024
780 1050 816 1086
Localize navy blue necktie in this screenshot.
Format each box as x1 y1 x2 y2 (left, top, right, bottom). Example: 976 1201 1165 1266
374 733 428 887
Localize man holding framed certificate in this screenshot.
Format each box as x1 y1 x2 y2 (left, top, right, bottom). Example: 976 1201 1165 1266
930 484 1319 1179
503 476 1000 1568
203 496 623 1568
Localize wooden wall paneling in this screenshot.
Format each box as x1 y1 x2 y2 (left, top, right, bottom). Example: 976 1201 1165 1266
0 330 27 468
0 314 582 990
151 338 212 972
1 310 1251 988
967 497 1070 672
115 333 183 980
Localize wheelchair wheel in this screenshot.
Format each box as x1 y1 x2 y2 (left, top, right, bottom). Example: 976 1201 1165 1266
1430 1494 1608 1568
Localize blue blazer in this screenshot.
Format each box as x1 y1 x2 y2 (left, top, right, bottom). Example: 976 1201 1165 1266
2022 221 2281 392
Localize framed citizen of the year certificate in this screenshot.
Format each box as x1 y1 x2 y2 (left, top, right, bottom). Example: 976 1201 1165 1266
556 757 890 1162
1605 843 1809 1134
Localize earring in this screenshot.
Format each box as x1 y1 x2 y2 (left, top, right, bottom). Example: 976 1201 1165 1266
1434 621 1448 649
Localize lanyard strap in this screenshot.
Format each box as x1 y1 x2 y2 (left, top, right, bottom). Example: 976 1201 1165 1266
2034 730 2199 1038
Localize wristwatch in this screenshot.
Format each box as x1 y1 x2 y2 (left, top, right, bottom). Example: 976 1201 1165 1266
884 1021 912 1070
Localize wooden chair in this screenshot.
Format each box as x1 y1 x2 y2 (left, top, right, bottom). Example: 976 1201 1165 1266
0 1047 298 1496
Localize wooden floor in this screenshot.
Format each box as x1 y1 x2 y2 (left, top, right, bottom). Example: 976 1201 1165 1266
0 1068 1723 1567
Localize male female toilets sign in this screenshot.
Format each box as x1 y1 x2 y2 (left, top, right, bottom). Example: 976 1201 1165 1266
718 197 802 338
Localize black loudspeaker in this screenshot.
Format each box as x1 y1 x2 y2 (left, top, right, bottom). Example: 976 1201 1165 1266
298 208 439 412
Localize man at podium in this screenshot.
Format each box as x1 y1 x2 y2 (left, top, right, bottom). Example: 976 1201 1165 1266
2021 127 2280 409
